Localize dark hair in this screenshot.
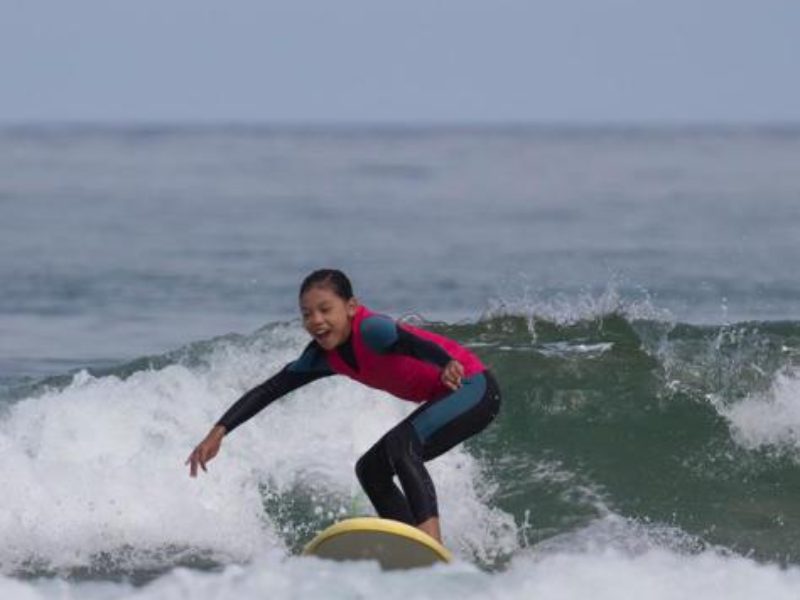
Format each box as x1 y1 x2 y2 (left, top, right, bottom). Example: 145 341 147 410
299 269 354 300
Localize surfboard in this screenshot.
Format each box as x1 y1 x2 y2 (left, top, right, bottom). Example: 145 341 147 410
303 517 452 570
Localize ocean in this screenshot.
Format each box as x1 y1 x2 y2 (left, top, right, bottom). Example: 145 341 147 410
1 124 800 599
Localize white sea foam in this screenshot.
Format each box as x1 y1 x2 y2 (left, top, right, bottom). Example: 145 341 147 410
711 367 800 452
3 538 800 600
0 324 516 575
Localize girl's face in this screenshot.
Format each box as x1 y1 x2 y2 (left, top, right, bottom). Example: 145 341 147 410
299 286 358 350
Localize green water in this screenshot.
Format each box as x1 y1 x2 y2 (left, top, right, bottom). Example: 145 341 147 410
450 316 800 565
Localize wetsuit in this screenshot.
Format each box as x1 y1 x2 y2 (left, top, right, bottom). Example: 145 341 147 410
217 306 501 525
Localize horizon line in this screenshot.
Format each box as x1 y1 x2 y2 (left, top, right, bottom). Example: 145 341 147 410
2 118 800 134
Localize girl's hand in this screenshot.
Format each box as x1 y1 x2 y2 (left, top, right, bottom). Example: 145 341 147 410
186 425 226 477
441 360 465 390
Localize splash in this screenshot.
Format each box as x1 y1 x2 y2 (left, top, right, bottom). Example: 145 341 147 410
711 367 800 453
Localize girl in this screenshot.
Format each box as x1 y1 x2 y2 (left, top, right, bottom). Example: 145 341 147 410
186 269 501 543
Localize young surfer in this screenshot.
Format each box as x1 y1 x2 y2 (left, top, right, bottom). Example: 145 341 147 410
186 269 501 543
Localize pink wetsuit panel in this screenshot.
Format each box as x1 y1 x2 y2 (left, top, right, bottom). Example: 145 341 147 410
326 305 484 403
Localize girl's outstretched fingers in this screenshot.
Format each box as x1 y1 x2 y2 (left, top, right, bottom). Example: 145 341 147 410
186 446 204 477
186 426 225 477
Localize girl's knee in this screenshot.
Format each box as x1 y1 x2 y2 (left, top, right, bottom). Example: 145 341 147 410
382 422 421 463
356 424 418 486
356 442 392 488
355 451 375 485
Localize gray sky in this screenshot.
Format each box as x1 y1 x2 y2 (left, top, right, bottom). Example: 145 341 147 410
2 0 799 124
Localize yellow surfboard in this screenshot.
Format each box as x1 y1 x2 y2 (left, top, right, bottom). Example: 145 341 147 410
303 517 452 570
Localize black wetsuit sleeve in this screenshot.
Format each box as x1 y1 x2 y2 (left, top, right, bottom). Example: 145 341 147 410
392 327 453 368
216 342 333 434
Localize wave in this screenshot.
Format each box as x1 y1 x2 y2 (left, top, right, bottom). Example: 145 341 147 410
2 311 800 579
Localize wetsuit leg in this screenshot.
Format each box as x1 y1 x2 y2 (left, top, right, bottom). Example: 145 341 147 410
355 432 415 524
413 370 501 462
355 370 501 525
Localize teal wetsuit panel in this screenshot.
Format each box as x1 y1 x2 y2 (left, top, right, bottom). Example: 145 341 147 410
287 342 332 374
360 314 399 353
411 372 487 443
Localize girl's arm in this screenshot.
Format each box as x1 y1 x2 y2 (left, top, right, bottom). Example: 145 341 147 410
186 342 331 476
216 362 329 433
392 327 452 367
361 315 452 367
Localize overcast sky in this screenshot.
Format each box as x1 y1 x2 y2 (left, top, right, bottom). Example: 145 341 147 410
2 0 798 124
